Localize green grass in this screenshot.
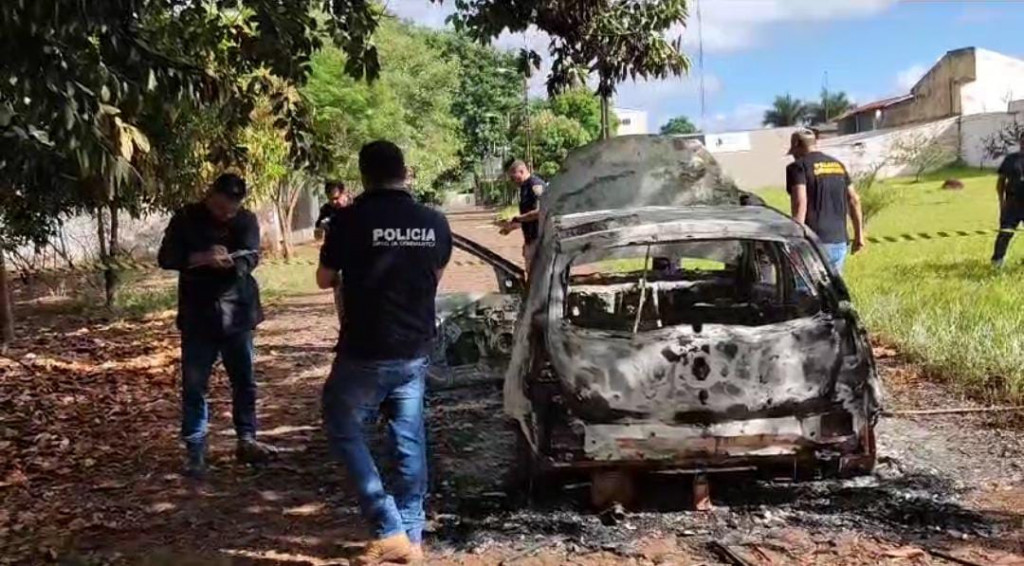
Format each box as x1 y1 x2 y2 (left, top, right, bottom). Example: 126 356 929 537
256 245 323 299
759 166 1024 401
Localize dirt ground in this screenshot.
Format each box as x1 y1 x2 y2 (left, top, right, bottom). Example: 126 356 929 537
0 210 1022 565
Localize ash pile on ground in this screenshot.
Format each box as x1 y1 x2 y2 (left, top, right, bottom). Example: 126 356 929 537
421 383 1023 560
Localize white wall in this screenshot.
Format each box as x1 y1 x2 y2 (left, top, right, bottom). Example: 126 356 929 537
960 49 1024 116
614 108 649 136
817 117 959 178
817 110 1023 180
960 112 1024 168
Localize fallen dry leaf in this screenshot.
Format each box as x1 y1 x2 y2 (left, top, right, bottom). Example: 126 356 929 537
884 547 927 559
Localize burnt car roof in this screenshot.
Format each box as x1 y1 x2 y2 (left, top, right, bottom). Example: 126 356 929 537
542 135 752 218
552 205 809 252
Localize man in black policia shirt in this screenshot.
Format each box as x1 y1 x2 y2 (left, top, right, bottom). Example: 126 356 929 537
157 173 276 478
991 131 1024 268
500 160 546 272
785 129 866 273
317 141 452 565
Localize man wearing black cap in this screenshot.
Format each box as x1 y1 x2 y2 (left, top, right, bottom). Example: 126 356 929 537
991 131 1024 268
158 173 275 478
317 141 452 565
785 129 865 273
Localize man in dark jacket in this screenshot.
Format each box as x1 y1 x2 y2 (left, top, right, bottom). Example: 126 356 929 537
158 173 275 477
992 131 1024 268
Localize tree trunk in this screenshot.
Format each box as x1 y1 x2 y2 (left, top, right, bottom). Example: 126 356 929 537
95 207 108 260
256 207 281 257
0 249 14 351
275 199 292 261
600 95 611 140
104 201 120 307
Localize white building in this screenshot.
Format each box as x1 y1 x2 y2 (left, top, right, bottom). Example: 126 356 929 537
613 108 650 136
837 47 1024 134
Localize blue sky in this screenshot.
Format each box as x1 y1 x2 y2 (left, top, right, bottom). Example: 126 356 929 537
388 0 1024 132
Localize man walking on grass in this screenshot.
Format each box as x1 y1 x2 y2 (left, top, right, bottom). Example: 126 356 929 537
158 173 276 478
317 141 452 565
785 129 866 273
500 160 546 272
991 131 1024 268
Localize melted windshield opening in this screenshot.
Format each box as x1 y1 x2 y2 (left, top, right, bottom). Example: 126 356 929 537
564 239 826 331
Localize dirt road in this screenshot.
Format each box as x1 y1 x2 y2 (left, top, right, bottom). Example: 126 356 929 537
0 210 1021 565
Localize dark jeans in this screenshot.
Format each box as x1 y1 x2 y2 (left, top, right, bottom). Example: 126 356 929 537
180 331 257 446
322 357 429 543
993 203 1024 262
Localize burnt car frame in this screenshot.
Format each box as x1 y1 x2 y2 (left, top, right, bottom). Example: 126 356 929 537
494 136 883 507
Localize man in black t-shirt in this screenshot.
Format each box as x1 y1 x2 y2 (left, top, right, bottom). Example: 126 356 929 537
314 180 352 326
317 141 452 565
314 180 351 240
992 132 1024 268
785 129 865 273
500 160 546 272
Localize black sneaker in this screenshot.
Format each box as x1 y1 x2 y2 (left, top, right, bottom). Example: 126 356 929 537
185 442 207 479
236 438 278 466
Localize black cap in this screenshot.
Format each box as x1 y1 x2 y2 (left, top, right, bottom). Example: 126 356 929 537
212 173 247 201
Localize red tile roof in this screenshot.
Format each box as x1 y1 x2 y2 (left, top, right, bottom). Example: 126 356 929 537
835 94 914 121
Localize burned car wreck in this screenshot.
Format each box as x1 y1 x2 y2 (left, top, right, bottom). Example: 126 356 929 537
497 136 884 508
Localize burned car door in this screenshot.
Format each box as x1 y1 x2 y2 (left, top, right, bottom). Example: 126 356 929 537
428 233 525 390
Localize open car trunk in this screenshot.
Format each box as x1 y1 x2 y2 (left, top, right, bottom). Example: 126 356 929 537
535 234 878 472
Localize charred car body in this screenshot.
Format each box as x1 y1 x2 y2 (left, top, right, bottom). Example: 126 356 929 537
496 136 883 503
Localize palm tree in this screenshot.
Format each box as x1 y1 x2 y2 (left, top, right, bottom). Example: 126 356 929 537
763 94 809 127
808 89 854 125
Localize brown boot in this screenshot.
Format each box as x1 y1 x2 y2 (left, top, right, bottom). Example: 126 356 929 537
235 438 278 466
409 544 425 563
353 533 415 565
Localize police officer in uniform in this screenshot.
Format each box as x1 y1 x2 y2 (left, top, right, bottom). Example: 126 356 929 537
500 160 546 272
992 131 1024 268
317 141 452 565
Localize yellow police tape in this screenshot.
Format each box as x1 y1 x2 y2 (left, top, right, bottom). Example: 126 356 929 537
30 257 491 276
864 227 1017 245
22 227 1021 276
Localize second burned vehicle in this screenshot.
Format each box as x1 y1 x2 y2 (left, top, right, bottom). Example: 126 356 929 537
495 136 883 508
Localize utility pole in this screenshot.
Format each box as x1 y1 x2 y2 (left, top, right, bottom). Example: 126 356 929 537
523 72 533 171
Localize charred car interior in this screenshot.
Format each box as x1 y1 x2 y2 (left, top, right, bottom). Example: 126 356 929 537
496 135 884 510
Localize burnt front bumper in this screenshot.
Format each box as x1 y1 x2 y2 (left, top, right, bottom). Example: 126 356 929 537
539 410 875 478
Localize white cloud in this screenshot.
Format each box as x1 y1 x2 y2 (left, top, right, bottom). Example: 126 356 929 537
675 0 899 54
388 0 900 56
384 0 453 28
895 64 927 92
703 103 771 133
614 74 723 128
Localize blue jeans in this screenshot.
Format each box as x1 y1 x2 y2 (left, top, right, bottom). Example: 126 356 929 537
993 203 1024 262
180 331 257 446
821 242 849 274
322 357 428 543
